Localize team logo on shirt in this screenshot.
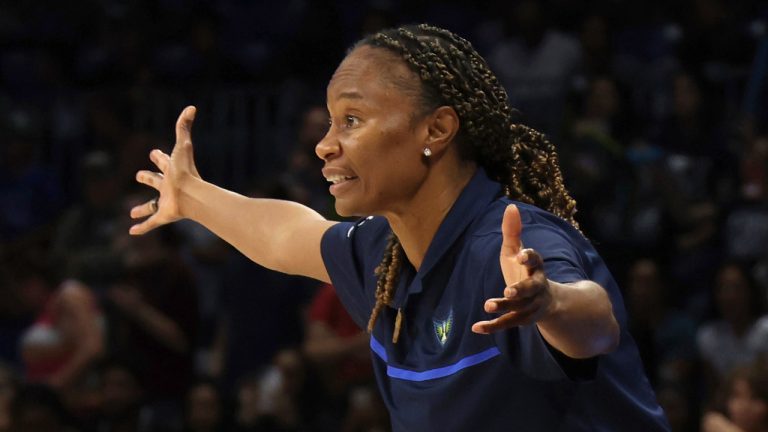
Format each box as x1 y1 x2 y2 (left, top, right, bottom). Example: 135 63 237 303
433 310 454 346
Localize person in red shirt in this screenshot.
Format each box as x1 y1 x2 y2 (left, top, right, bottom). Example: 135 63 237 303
305 283 372 392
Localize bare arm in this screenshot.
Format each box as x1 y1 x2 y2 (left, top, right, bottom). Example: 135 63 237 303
536 279 618 359
129 106 335 282
180 178 335 280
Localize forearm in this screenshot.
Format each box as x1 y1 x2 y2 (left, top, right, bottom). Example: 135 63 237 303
537 280 619 359
180 176 334 280
128 303 189 353
51 336 103 389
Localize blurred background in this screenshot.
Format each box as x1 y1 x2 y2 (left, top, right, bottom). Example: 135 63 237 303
0 0 767 431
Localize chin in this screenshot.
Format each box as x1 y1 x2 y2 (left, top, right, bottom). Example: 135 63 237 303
333 200 366 218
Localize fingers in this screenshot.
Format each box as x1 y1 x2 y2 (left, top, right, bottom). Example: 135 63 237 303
129 197 163 235
130 198 159 219
150 149 170 173
475 266 550 334
483 295 534 313
500 204 523 257
472 306 541 333
171 106 200 177
129 217 160 236
518 248 544 272
504 270 547 297
135 170 164 190
486 272 548 311
174 105 197 151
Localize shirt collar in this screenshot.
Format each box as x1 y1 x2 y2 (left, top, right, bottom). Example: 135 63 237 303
392 168 502 305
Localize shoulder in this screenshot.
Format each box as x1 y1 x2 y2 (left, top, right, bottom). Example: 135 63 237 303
470 199 582 240
325 216 389 246
471 200 588 262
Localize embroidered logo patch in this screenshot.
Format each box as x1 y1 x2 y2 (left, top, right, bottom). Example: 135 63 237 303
433 310 454 346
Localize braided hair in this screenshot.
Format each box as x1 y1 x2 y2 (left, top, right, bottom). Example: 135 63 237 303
357 24 579 341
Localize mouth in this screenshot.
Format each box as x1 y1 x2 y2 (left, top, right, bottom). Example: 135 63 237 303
325 175 359 185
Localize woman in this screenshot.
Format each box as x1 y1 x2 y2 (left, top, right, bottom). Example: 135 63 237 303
130 25 669 431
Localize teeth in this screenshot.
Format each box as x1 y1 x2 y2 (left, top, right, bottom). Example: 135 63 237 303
326 175 355 184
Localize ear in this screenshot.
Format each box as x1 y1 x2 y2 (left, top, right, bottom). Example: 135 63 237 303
424 106 460 155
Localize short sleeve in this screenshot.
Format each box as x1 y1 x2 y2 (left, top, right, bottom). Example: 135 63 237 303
320 217 388 329
521 220 589 284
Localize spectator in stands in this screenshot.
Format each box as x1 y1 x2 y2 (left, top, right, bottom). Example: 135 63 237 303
698 263 768 393
20 276 104 392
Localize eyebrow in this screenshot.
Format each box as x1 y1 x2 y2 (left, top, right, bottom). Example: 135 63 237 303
337 91 363 101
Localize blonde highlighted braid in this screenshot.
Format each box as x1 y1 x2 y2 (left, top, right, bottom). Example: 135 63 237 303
357 24 579 341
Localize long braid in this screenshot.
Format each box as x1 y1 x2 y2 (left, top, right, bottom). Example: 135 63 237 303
368 233 403 340
358 24 579 338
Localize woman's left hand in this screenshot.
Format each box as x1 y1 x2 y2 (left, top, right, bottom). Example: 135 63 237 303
472 204 555 334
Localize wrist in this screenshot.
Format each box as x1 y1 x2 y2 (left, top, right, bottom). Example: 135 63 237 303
176 174 206 222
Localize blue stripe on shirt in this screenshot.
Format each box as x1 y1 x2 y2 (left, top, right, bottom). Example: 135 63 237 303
370 337 501 382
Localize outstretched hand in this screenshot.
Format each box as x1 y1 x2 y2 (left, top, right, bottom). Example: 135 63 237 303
129 106 200 235
471 204 554 334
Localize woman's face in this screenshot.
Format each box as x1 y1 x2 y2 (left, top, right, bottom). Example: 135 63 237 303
316 46 432 217
728 378 768 432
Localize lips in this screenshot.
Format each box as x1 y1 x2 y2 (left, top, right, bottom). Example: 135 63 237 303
325 174 358 184
322 167 358 184
322 167 359 196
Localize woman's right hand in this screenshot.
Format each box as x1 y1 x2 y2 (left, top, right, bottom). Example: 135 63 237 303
129 106 200 235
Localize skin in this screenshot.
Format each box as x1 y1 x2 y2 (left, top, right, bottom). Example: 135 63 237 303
130 46 618 359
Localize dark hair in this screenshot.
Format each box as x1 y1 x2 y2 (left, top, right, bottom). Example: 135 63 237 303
354 24 579 341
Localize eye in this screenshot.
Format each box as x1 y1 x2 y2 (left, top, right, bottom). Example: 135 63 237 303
343 115 360 129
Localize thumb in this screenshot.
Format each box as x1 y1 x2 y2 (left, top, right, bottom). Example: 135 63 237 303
173 106 197 154
172 105 199 176
501 204 523 258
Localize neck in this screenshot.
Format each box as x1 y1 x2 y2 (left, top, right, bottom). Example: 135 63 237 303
384 161 477 270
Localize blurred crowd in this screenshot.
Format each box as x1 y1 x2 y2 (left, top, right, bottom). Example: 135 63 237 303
1 0 767 431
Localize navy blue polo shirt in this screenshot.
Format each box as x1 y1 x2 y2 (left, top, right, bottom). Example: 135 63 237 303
321 169 670 431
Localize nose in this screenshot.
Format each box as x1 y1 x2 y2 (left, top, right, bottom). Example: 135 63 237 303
315 130 340 162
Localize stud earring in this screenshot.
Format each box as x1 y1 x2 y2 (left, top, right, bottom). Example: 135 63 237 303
423 147 432 157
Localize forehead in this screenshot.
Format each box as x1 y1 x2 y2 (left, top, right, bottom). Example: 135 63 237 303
327 46 419 102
